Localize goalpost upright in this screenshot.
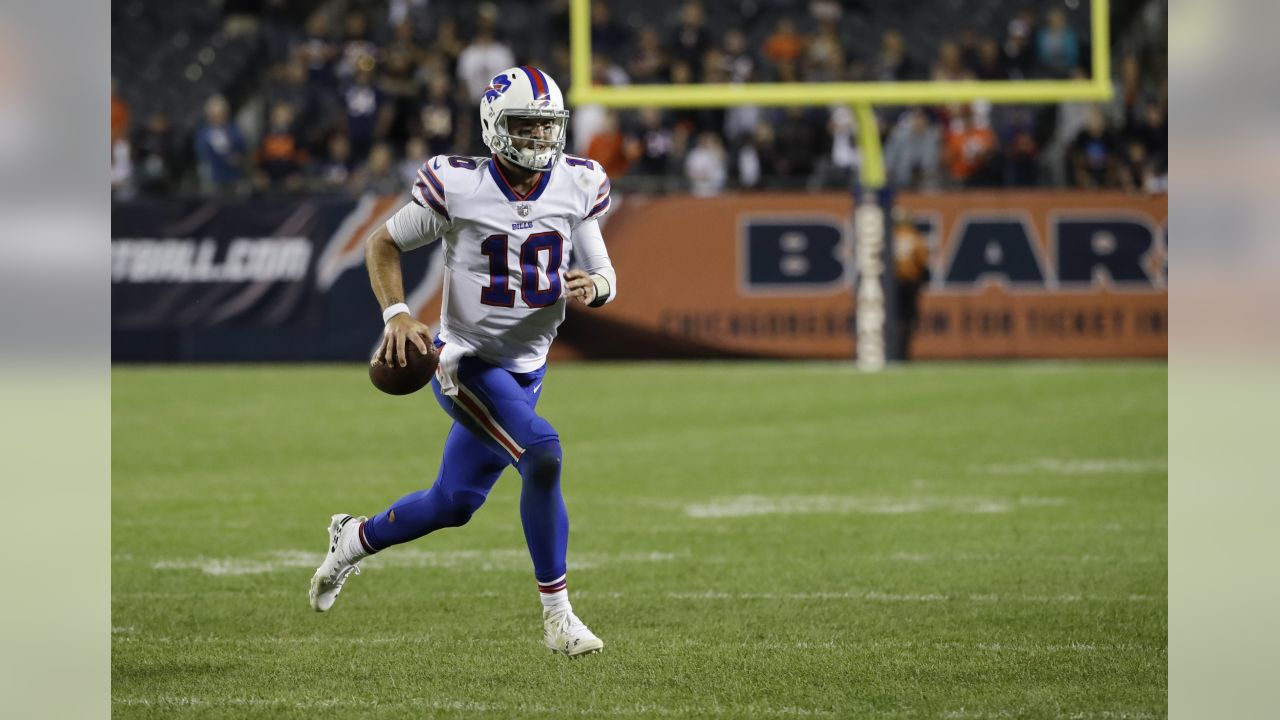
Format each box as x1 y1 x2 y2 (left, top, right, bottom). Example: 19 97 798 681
567 0 1113 369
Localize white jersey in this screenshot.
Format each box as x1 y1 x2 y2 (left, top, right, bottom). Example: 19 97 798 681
386 153 615 372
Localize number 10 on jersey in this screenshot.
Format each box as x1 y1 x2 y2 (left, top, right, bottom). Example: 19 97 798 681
480 232 564 308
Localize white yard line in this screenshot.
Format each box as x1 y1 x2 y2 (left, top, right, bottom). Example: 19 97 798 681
144 548 677 576
109 696 1157 719
110 696 837 717
684 495 1069 518
662 591 1159 603
972 458 1167 475
112 635 1164 656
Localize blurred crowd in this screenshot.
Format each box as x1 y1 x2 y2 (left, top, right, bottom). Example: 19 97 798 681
110 0 1167 199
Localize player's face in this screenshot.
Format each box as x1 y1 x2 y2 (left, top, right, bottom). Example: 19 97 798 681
507 116 557 151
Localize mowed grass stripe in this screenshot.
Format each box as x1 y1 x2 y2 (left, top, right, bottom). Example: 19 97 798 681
113 361 1166 719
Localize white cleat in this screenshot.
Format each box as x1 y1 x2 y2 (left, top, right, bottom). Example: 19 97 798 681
308 514 367 612
544 608 604 658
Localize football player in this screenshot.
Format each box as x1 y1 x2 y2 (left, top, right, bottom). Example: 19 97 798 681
309 66 616 658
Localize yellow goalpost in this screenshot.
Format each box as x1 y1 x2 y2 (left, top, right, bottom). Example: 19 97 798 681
566 0 1112 369
568 0 1112 190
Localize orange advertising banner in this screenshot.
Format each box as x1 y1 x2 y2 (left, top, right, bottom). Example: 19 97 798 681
568 191 1166 360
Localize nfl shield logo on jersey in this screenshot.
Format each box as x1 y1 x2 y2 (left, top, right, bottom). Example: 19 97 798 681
516 203 531 218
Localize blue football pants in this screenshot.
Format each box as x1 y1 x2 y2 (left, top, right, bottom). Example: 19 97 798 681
361 355 569 583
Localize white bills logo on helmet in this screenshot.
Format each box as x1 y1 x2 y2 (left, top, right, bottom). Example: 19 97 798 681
479 66 569 172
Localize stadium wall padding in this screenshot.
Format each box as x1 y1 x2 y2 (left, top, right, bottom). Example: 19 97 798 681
111 191 1167 362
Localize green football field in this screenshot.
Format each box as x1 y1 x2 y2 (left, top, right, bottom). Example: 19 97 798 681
112 361 1167 719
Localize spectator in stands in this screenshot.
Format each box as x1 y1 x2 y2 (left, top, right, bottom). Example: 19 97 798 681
956 30 981 73
194 94 247 194
343 65 393 164
1044 68 1094 185
111 77 130 145
684 132 727 197
884 109 941 191
111 135 134 200
943 103 999 188
772 107 824 183
314 132 353 191
131 112 180 196
378 43 421 147
1117 139 1156 195
255 101 307 191
1002 15 1035 79
431 20 466 77
586 111 639 179
1003 116 1040 187
267 54 334 155
892 208 930 361
1113 55 1144 123
671 2 711 79
871 30 917 82
111 78 133 197
261 0 301 64
634 108 676 177
384 18 425 67
733 122 772 190
1069 106 1119 188
1036 8 1079 78
628 26 670 84
299 11 338 89
419 75 459 157
1127 102 1167 175
821 105 860 187
932 40 974 82
762 17 806 82
804 20 845 82
721 30 755 84
351 143 403 195
809 0 842 24
336 11 378 82
724 92 763 150
456 4 515 103
593 51 632 87
574 53 631 155
400 136 430 186
590 1 628 53
973 37 1008 80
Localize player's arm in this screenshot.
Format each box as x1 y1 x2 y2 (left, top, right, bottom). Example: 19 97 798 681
564 218 617 308
366 201 447 366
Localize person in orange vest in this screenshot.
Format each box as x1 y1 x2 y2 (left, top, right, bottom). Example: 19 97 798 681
892 208 931 361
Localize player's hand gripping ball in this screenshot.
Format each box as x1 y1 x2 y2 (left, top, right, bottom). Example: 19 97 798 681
369 340 439 395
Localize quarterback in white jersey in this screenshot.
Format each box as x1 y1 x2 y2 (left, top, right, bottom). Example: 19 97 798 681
309 66 613 658
385 142 615 374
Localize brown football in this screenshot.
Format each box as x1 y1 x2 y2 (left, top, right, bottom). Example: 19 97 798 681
369 340 438 396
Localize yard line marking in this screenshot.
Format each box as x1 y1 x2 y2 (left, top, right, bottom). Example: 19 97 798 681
684 495 1069 518
110 696 1157 718
883 552 1155 564
111 588 1161 604
112 636 1165 656
146 548 677 576
972 458 1167 475
110 696 837 716
663 591 1160 604
113 636 524 646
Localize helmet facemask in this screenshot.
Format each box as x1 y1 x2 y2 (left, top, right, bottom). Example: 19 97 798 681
491 108 569 171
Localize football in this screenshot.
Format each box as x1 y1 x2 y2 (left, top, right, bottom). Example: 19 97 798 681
369 339 438 395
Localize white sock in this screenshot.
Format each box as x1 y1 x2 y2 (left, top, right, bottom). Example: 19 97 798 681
540 588 570 613
340 520 372 564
